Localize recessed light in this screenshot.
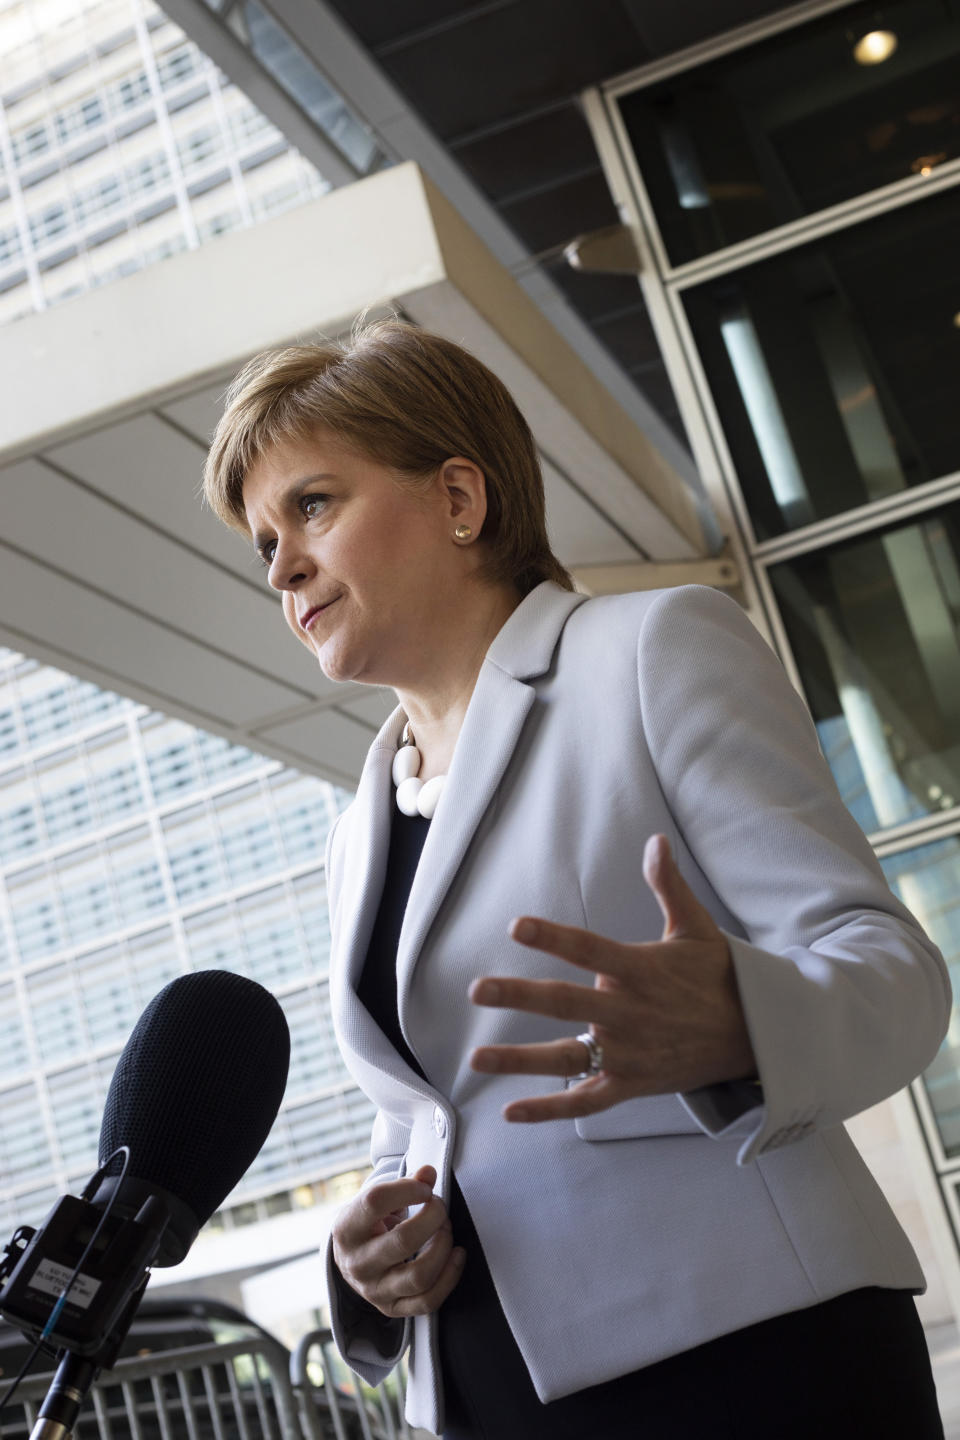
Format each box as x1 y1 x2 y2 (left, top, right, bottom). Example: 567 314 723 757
853 30 898 65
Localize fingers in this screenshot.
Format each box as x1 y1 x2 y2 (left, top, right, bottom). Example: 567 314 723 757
471 1036 595 1077
332 1175 466 1320
504 915 637 979
502 1074 621 1124
469 974 616 1023
642 833 716 940
336 1175 434 1247
377 1227 466 1318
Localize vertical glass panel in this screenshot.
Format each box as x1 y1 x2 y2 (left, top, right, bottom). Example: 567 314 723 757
107 827 166 927
291 871 330 978
682 188 960 540
282 982 344 1098
27 964 86 1062
163 804 226 903
47 1064 109 1173
271 772 334 864
235 884 306 986
618 0 960 265
76 946 138 1048
142 718 205 803
0 769 42 865
8 863 64 962
0 1084 52 1183
0 983 30 1078
770 503 960 835
183 903 242 973
57 844 119 947
235 1 381 175
86 730 144 827
36 747 95 845
881 835 960 1156
214 783 282 887
127 927 183 1001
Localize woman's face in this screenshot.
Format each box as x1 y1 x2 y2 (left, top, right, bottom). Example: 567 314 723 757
242 430 473 687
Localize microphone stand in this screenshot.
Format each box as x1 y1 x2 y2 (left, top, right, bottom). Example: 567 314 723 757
28 1276 149 1440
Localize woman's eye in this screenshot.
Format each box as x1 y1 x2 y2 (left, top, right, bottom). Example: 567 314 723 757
302 494 328 519
259 541 276 567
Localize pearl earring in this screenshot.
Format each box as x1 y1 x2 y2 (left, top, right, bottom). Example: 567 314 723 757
454 524 472 540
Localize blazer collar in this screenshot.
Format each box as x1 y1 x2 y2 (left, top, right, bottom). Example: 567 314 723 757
333 582 588 1073
396 583 587 1024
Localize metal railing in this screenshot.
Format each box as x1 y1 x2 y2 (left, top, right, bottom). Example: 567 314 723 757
0 1329 412 1440
0 1335 301 1440
290 1329 410 1440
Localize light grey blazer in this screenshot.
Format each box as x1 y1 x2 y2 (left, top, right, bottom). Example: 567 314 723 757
323 581 950 1437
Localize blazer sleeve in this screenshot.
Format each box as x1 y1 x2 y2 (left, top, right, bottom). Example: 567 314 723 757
325 1109 412 1384
322 812 411 1381
634 585 951 1165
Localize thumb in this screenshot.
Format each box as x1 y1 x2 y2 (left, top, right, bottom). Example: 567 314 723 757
643 834 716 940
411 1164 437 1189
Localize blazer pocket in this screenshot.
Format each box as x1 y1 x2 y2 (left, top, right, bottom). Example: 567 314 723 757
574 1092 703 1141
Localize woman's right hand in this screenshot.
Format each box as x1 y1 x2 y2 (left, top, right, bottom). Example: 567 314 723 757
331 1164 465 1318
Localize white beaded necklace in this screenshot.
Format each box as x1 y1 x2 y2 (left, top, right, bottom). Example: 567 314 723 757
392 722 446 819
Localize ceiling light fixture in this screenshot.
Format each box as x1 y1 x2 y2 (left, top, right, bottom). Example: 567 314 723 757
853 29 898 64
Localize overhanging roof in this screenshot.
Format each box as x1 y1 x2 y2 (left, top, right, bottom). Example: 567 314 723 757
0 161 712 785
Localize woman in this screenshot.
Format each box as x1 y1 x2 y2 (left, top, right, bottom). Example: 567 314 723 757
203 319 948 1438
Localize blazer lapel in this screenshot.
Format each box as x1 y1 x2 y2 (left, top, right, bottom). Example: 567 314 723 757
328 716 398 1061
395 582 588 1024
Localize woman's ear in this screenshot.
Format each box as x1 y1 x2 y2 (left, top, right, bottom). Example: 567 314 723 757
436 456 488 537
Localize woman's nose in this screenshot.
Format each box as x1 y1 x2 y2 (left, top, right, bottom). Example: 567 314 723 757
267 535 314 592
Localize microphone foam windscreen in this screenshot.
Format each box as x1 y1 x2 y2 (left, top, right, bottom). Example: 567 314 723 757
98 970 290 1227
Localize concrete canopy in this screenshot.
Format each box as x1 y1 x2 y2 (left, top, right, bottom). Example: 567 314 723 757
0 162 714 785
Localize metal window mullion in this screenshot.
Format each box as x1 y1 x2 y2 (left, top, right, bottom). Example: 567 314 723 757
203 56 254 227
580 86 770 634
603 0 859 99
0 99 45 310
128 0 199 249
664 160 960 292
869 811 960 859
125 712 191 977
912 1073 959 1178
751 471 960 567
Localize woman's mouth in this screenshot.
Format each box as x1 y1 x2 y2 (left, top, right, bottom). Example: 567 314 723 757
301 598 338 631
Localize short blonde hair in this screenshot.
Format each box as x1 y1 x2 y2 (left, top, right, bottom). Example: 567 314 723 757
202 319 573 596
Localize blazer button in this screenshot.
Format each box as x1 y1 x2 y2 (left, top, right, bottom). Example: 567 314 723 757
433 1106 447 1138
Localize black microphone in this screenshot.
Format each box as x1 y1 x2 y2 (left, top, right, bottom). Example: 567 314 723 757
92 967 291 1266
0 970 290 1437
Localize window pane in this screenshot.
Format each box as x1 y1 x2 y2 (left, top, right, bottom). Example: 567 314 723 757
881 836 960 1156
683 187 960 540
618 0 960 265
769 502 960 835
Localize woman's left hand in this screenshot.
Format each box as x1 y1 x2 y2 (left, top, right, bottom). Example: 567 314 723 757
468 834 757 1122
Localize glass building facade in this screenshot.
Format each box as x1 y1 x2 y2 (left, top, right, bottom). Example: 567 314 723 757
0 0 393 1248
0 646 374 1239
592 0 960 1245
0 0 379 325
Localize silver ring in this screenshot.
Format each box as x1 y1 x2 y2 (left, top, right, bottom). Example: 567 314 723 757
573 1031 604 1079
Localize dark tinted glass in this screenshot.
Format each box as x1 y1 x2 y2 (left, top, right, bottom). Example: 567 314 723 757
769 502 960 837
682 187 960 541
618 0 960 265
882 838 960 1156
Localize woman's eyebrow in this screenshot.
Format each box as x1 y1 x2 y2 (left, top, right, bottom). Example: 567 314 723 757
250 473 337 549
